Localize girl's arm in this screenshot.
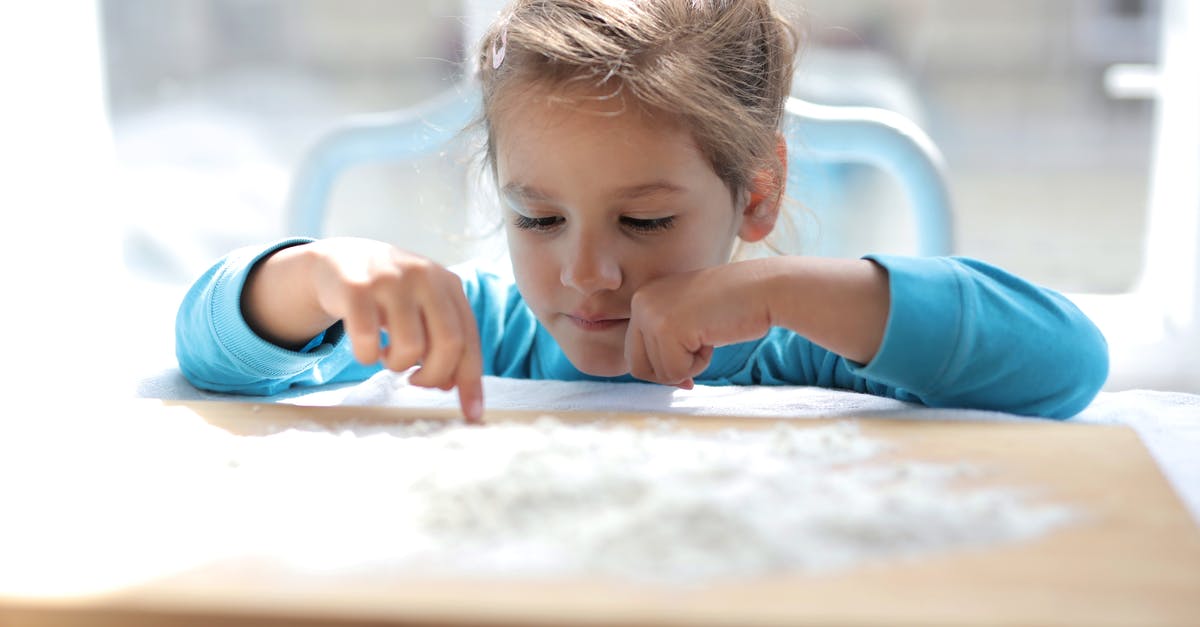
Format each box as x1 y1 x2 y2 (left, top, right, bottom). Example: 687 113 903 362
177 238 484 421
758 256 890 365
239 241 337 350
175 239 369 396
625 254 1108 418
625 256 888 384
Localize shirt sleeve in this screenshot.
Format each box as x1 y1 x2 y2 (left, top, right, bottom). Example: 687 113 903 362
847 255 1109 418
174 239 377 395
724 255 1108 419
450 264 540 379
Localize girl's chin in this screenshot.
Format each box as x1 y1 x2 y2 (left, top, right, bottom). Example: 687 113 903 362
564 350 629 378
545 320 630 377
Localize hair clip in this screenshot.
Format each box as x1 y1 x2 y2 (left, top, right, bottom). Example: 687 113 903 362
491 25 508 70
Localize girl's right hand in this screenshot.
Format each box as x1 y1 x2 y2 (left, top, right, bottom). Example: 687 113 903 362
304 238 484 422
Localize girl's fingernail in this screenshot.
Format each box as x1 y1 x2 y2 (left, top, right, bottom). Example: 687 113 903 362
468 399 483 422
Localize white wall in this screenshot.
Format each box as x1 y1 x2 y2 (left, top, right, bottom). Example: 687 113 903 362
1072 0 1200 393
0 2 124 398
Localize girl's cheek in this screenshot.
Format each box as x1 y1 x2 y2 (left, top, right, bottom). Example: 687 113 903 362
510 241 556 289
506 229 537 260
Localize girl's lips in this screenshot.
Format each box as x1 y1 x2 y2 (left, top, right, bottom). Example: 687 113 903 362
566 314 630 331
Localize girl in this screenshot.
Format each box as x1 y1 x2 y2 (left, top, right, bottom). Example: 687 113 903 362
176 0 1108 422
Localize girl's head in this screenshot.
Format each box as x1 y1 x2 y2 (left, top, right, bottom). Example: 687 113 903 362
475 0 799 376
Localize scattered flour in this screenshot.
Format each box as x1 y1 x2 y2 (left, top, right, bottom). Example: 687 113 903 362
215 418 1076 583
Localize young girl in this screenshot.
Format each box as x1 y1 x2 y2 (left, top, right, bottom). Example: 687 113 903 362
176 0 1108 422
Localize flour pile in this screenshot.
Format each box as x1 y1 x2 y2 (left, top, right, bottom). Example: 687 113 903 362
215 418 1074 582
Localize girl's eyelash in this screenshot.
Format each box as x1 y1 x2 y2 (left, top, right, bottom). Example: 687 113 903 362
621 216 676 232
512 215 563 231
511 214 676 233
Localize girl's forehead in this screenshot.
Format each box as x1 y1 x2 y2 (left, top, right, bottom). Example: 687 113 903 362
493 106 733 208
496 98 697 170
493 80 681 135
489 80 729 199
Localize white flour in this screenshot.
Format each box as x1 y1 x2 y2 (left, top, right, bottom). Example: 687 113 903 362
216 418 1075 583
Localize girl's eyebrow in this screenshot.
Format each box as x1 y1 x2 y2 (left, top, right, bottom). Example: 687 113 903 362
502 181 684 202
502 183 553 202
614 181 685 200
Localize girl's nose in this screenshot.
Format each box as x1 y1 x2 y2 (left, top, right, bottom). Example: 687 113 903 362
560 236 622 294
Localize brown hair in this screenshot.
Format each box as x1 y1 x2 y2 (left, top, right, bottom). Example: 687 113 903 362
473 0 800 207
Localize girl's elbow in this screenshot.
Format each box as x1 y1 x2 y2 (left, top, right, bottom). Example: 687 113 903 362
962 327 1108 420
175 341 277 396
1040 325 1110 419
178 362 278 396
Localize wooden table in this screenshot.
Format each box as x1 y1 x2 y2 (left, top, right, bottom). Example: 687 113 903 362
1 400 1197 626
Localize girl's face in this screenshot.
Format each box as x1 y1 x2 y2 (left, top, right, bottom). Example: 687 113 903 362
495 87 755 376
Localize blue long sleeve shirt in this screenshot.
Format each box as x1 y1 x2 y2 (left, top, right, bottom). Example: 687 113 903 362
175 239 1109 419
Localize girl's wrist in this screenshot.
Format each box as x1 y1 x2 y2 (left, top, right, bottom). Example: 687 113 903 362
758 256 890 364
244 242 335 348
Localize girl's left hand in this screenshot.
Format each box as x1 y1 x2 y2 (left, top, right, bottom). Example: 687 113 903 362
624 260 776 388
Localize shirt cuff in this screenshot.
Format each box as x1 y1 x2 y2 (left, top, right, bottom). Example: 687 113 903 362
207 238 346 377
845 254 964 396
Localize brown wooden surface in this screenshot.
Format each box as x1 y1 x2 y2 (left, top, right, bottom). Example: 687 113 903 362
2 399 1198 627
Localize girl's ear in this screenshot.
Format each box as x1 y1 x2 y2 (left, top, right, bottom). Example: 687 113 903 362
738 133 788 243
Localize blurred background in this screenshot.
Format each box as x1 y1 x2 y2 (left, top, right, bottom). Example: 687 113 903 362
103 0 1159 293
4 1 1193 393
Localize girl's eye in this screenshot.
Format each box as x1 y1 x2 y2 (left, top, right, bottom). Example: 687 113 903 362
512 214 564 231
621 216 676 232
